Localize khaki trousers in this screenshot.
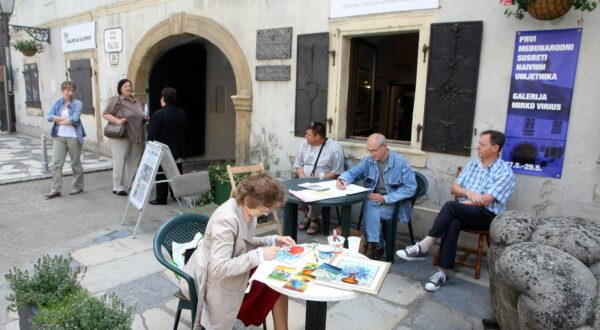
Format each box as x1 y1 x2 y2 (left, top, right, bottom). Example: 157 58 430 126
50 136 83 192
109 138 143 191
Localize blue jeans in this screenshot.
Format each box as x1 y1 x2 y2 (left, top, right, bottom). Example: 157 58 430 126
363 200 395 247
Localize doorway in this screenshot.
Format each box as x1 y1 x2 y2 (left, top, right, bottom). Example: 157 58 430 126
149 42 207 157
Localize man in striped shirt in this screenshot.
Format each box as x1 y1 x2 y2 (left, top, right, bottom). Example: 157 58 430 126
396 130 516 292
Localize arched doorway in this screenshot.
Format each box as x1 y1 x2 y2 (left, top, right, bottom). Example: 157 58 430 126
127 13 252 163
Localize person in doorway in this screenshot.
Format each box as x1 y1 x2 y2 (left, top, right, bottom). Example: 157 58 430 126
45 81 86 199
396 130 515 291
102 78 147 196
182 173 293 330
336 133 416 260
294 121 345 235
147 87 188 205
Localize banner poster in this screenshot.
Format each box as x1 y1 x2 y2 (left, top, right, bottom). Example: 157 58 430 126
502 28 582 178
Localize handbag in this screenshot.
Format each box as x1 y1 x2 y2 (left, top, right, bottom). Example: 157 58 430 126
103 122 126 138
103 97 126 138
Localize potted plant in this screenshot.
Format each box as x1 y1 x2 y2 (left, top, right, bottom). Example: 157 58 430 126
5 254 133 330
13 39 44 57
204 160 251 205
501 0 597 20
5 254 83 330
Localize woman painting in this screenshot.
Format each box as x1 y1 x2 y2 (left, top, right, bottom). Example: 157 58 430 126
183 173 293 329
102 78 146 196
45 81 86 199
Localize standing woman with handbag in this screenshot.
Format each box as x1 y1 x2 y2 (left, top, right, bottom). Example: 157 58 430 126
45 81 86 199
102 78 147 196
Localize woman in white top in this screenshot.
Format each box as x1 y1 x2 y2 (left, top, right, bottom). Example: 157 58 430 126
45 81 86 199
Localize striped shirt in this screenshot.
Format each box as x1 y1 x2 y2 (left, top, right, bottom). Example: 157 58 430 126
455 158 516 215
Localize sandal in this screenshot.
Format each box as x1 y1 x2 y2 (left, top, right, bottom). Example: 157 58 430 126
307 219 320 235
298 217 311 230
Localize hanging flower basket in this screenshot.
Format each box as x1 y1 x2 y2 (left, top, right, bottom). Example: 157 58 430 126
20 48 38 57
12 39 44 57
528 0 575 20
502 0 597 20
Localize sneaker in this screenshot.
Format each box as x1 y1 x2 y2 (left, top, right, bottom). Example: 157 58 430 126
424 271 447 292
396 243 428 261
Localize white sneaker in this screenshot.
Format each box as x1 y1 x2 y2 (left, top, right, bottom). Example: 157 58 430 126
396 243 428 261
424 271 448 292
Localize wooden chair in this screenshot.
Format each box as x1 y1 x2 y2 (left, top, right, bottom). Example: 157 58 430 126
226 162 282 235
432 166 491 279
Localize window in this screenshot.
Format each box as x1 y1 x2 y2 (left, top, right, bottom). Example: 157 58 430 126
523 117 535 136
23 63 41 108
551 120 562 134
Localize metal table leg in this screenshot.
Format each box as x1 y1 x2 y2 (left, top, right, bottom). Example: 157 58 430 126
305 300 327 330
340 205 351 248
284 202 298 242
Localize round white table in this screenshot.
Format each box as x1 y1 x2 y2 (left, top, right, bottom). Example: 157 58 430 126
249 248 365 329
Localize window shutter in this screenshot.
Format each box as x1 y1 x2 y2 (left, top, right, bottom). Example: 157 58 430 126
295 33 329 136
69 59 94 115
422 22 483 156
23 63 41 108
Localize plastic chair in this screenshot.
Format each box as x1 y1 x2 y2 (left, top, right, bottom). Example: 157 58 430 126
226 162 282 235
170 171 211 212
357 171 428 262
153 213 209 330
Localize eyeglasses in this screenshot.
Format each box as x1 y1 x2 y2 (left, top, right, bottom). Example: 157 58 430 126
367 145 383 153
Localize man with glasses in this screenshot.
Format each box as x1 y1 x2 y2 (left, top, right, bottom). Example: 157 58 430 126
396 130 515 292
336 133 416 260
294 122 345 235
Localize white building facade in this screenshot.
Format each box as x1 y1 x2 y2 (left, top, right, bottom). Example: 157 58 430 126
6 0 600 233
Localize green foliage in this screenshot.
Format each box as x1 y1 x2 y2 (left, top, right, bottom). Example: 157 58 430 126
13 39 44 53
196 160 251 205
503 0 597 19
4 255 84 311
33 291 134 330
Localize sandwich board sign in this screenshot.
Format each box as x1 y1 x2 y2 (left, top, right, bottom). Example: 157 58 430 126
121 141 180 238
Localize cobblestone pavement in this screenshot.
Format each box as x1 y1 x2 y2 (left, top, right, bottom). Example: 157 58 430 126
0 132 112 185
0 133 494 330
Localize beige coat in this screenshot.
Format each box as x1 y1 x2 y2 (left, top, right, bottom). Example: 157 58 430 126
183 198 274 330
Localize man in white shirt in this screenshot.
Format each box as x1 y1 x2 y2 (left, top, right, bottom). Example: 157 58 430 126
293 122 345 235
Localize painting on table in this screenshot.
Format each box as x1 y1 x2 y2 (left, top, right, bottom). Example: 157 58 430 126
313 254 390 295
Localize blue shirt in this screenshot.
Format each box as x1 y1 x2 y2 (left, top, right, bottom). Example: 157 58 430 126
339 150 417 224
47 98 86 144
455 158 516 215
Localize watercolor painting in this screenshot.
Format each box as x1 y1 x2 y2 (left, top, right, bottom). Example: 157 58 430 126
336 259 379 287
267 265 296 281
311 263 342 281
313 255 390 295
283 277 308 292
296 262 319 281
275 244 312 264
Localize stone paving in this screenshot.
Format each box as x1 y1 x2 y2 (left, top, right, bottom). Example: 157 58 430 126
0 133 494 329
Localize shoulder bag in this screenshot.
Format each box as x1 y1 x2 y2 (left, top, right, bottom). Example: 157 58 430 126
103 98 126 138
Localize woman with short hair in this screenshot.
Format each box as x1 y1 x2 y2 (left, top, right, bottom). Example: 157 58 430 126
183 173 293 329
45 81 86 199
102 78 146 196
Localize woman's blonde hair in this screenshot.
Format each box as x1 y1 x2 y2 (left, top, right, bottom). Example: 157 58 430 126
234 173 285 210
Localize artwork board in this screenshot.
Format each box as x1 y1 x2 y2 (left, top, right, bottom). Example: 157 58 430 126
313 254 390 295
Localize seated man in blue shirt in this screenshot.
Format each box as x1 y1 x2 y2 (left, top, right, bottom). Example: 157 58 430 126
336 133 416 260
396 130 516 292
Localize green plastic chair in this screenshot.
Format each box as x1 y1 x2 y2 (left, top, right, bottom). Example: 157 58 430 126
153 213 209 330
357 171 429 263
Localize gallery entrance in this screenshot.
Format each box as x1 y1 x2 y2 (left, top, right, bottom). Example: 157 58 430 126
148 41 207 157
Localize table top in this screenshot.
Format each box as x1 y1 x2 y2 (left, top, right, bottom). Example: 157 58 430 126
282 178 370 207
249 246 366 302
